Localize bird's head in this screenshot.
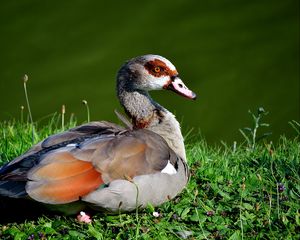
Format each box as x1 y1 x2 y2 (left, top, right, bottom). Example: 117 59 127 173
117 54 196 100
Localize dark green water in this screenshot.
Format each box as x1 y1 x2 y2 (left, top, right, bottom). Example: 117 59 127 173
0 0 299 143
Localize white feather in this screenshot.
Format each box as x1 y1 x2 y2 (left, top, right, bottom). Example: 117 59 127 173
66 143 77 147
161 160 177 175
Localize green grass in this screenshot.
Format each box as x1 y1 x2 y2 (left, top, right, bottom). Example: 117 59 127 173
0 117 299 239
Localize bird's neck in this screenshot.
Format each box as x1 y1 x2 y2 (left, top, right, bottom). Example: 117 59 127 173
117 89 186 160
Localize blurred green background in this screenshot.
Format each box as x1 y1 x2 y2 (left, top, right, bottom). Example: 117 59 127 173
0 0 299 143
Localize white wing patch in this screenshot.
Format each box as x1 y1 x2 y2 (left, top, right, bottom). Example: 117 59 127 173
161 161 177 175
66 143 77 147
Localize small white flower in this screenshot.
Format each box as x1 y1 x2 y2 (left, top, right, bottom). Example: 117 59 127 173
77 211 92 223
152 211 160 217
80 211 86 216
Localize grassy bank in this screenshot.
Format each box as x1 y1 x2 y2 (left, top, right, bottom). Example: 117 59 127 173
0 118 299 239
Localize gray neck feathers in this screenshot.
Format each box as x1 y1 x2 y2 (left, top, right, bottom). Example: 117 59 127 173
116 64 186 160
116 63 164 125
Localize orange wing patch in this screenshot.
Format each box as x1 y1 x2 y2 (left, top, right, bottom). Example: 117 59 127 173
26 152 104 204
29 152 94 180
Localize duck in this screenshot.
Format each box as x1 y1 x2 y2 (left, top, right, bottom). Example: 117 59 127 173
0 54 196 215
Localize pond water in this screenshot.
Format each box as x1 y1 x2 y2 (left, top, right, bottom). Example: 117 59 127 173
0 0 298 143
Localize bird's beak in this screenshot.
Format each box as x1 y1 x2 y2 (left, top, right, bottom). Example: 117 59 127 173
164 76 197 100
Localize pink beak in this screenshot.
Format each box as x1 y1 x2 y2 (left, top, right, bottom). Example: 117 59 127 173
165 77 197 100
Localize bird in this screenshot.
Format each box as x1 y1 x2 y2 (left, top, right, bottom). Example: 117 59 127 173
0 54 196 216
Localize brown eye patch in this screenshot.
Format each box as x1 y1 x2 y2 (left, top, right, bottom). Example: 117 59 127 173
144 59 178 77
154 67 161 73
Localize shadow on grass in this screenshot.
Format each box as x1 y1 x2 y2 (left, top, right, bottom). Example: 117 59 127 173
1 197 50 224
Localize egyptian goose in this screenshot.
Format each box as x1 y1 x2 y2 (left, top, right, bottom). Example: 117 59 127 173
0 55 196 214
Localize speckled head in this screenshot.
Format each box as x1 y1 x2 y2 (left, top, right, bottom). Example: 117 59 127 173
117 54 196 100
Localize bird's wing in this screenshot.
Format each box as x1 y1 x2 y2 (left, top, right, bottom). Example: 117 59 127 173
1 123 178 205
0 121 124 198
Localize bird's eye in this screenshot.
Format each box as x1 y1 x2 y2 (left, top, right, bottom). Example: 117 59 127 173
154 67 161 73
